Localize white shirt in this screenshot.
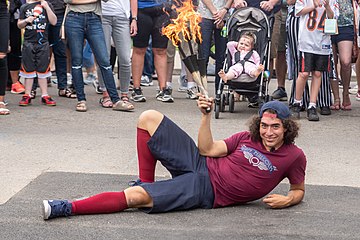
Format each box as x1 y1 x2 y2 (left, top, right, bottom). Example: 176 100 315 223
198 0 227 19
295 0 339 55
102 0 130 18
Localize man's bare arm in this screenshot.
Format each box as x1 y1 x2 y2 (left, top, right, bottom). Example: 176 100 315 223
263 182 305 208
197 95 228 157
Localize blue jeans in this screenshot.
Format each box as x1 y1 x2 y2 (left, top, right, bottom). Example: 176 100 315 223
65 12 120 103
199 18 227 93
143 37 154 78
48 14 67 90
83 40 94 69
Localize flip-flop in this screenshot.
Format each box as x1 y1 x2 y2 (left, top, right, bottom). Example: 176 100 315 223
0 102 10 115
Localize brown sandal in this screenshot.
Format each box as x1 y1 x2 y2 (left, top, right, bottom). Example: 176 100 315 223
99 97 113 108
112 96 134 112
59 88 77 98
76 100 87 112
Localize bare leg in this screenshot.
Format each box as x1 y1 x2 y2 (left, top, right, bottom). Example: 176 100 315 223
137 109 164 136
356 50 360 98
295 72 310 101
124 186 153 208
152 48 167 90
337 40 352 107
131 47 147 89
38 78 49 96
309 71 322 104
275 51 287 88
24 78 34 95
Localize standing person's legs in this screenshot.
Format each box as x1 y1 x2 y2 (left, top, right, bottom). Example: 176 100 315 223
214 27 227 93
132 47 147 89
142 38 154 84
95 15 114 107
85 13 120 104
65 12 86 102
166 40 176 84
48 14 68 91
355 49 360 100
337 40 353 109
287 11 310 108
0 54 9 114
272 8 288 101
0 11 9 114
330 46 341 110
131 8 152 101
8 20 24 93
199 18 214 83
113 15 132 97
152 47 167 90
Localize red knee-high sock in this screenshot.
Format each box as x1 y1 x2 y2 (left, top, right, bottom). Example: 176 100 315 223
137 127 156 183
71 191 128 215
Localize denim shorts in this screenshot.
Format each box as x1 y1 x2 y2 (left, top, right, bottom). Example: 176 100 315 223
140 116 214 213
331 25 355 45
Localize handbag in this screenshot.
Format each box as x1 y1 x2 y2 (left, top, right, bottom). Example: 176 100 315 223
324 18 338 35
60 5 69 41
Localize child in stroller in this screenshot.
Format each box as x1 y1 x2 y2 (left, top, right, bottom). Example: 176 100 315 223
218 32 264 82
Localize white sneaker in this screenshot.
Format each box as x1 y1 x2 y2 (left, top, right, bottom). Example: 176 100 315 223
186 86 199 100
349 85 358 94
178 75 188 92
356 92 360 101
67 73 73 86
84 73 96 85
140 75 153 87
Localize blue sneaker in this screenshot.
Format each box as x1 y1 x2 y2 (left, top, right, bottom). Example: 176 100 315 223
128 179 143 187
43 200 72 220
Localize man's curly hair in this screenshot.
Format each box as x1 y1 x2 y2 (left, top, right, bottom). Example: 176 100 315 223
248 109 300 145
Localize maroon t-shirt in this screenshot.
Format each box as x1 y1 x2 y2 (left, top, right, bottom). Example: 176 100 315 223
206 131 306 208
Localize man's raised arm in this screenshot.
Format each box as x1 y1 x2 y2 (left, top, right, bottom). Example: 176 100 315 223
197 95 228 157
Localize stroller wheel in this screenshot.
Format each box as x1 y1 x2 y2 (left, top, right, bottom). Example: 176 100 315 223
215 102 220 119
220 94 226 112
229 93 235 113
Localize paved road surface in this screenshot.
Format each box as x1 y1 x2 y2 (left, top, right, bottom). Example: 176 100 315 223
1 76 359 239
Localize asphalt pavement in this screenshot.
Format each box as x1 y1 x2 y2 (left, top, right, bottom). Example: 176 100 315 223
0 75 360 239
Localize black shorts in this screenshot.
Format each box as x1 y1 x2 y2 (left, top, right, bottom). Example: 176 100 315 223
139 116 214 213
0 10 9 53
20 42 52 78
331 25 354 44
132 6 169 49
299 51 330 72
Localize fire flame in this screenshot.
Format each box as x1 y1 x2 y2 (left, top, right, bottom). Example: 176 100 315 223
162 0 202 47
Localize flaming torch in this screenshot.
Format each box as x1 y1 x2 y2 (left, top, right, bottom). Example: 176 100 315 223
162 0 209 100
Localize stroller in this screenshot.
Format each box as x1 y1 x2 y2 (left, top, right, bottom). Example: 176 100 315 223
214 7 273 119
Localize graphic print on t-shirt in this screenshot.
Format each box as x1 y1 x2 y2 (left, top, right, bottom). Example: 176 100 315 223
239 145 277 173
20 2 51 44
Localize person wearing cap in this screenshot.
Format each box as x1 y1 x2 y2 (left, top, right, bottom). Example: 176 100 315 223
42 97 306 220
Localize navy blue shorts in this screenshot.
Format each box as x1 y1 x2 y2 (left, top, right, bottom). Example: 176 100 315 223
140 116 214 213
331 25 355 45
